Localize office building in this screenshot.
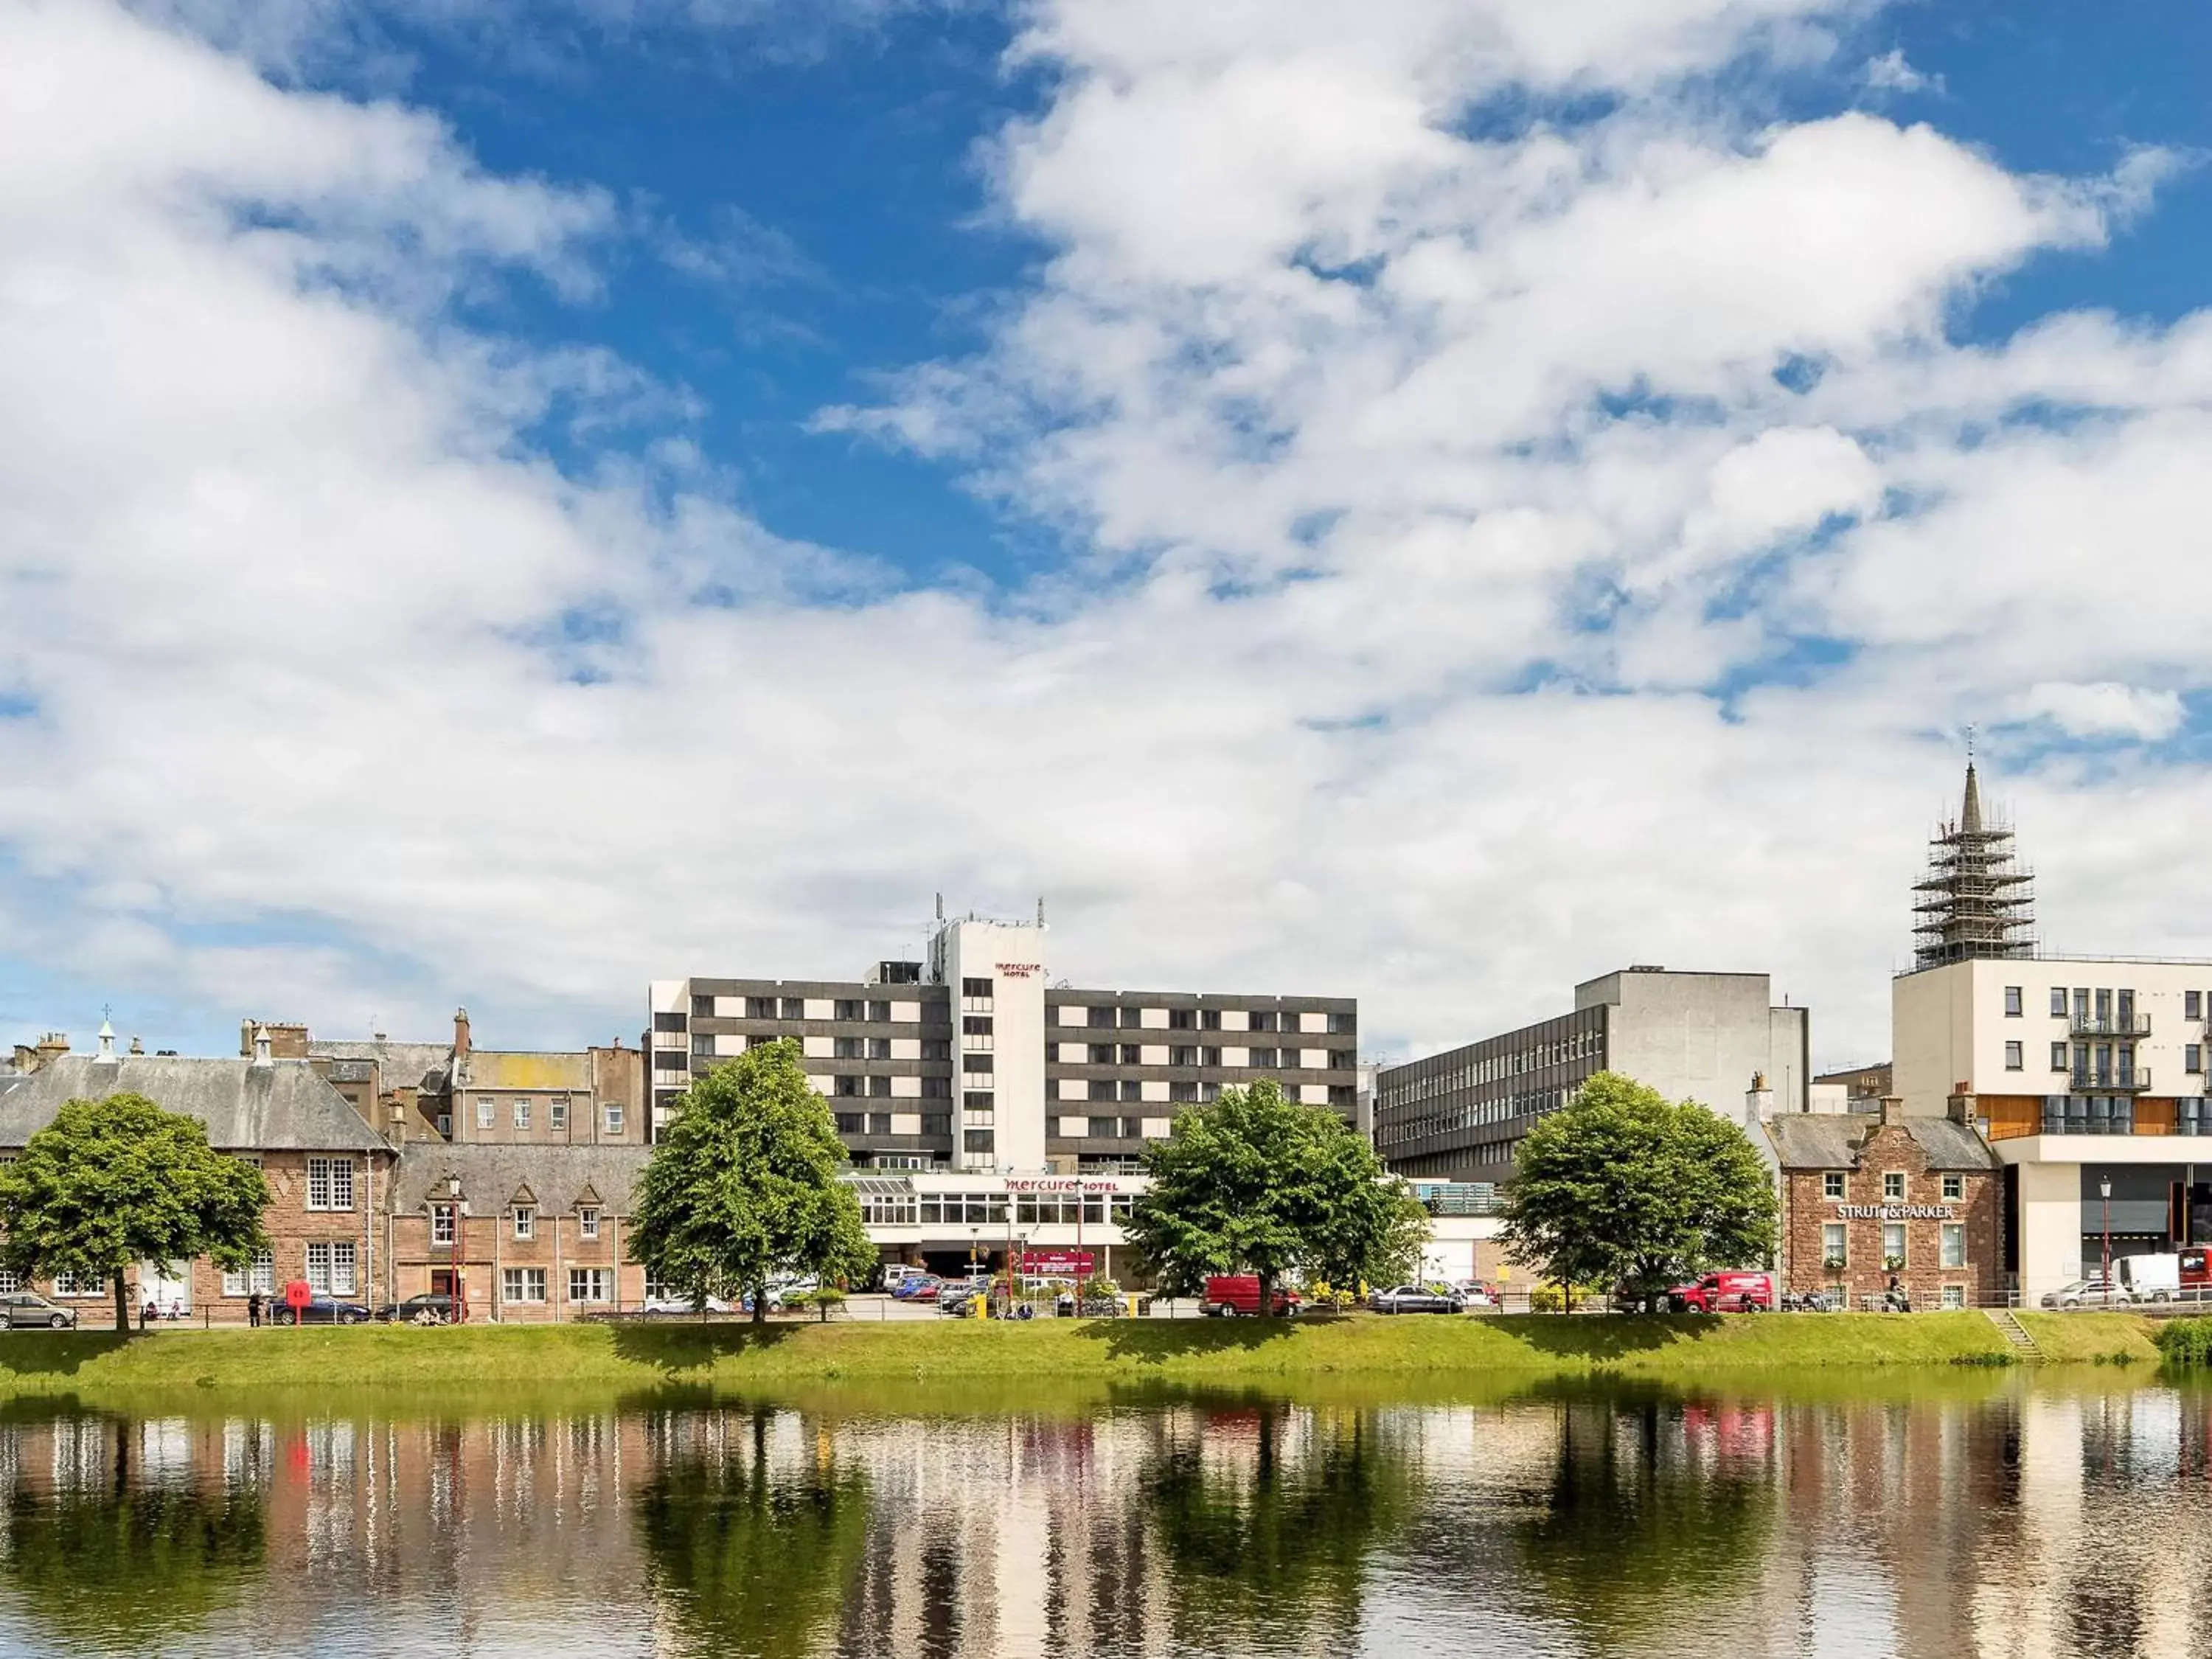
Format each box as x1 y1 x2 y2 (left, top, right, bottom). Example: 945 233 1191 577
1372 967 1810 1183
648 906 1358 1174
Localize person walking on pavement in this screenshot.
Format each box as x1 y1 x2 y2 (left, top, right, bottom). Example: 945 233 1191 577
139 1297 154 1332
247 1289 262 1328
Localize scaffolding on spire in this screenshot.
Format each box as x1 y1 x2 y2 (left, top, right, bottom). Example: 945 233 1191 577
1912 758 2034 970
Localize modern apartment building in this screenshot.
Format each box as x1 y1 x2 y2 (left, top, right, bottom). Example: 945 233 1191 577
1892 759 2212 1298
649 909 1358 1174
1372 967 1811 1183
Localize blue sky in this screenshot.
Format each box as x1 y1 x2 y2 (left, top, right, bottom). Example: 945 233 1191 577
7 0 2212 1069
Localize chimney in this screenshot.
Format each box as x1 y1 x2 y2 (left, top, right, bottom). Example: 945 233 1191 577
453 1007 472 1060
240 1018 254 1057
128 1036 144 1056
251 1025 272 1067
1879 1094 1907 1126
1745 1071 1775 1124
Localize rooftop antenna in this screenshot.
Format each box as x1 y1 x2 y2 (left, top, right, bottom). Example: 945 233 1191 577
935 893 944 922
1037 896 1046 927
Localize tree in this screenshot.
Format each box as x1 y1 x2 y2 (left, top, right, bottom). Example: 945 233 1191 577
0 1093 270 1333
1123 1079 1427 1315
630 1042 877 1324
1498 1072 1777 1307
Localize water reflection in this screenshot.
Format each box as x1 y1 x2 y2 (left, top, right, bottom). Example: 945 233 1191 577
637 1407 870 1658
0 1380 2211 1656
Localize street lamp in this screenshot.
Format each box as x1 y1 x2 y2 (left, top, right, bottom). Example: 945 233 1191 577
2101 1175 2113 1304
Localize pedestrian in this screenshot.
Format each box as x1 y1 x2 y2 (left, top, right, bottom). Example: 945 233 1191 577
139 1297 153 1331
247 1289 262 1328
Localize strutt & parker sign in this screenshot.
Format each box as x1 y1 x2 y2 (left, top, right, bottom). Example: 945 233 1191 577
1832 1204 1956 1220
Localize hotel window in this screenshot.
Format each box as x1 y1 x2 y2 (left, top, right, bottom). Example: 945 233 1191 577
513 1206 535 1241
1940 1224 1966 1269
476 1099 494 1130
1248 1048 1279 1069
1882 1222 1907 1266
868 1076 893 1098
963 1091 993 1110
306 1241 356 1296
1821 1222 1846 1265
1823 1172 1846 1199
835 999 863 1020
513 1099 531 1130
2192 991 2205 1020
579 1206 600 1240
1250 1011 1279 1033
222 1248 275 1298
962 1015 993 1037
549 1099 568 1131
962 1054 993 1075
2050 987 2067 1018
569 1268 611 1304
868 1037 892 1060
1941 1173 1964 1200
2191 1045 2204 1075
2004 1041 2023 1071
1330 1012 1354 1033
835 1076 861 1097
1119 1080 1142 1102
1089 1080 1116 1102
431 1203 456 1245
2051 1043 2068 1071
1883 1171 1906 1201
306 1157 355 1212
745 995 775 1018
1941 1284 1966 1310
503 1267 547 1304
1171 1046 1198 1066
2004 986 2023 1017
1121 1006 1146 1029
867 1001 891 1023
961 978 992 999
1201 1009 1223 1030
603 1105 624 1135
1117 1044 1141 1065
1171 1081 1199 1102
1169 1009 1196 1029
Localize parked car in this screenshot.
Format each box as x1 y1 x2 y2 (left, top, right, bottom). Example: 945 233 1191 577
0 1292 76 1329
1452 1281 1498 1308
937 1285 983 1315
271 1296 372 1326
377 1293 459 1324
1203 1275 1302 1318
2117 1253 2181 1303
1369 1284 1467 1315
896 1277 945 1302
2041 1277 2132 1309
641 1294 734 1316
1666 1271 1775 1312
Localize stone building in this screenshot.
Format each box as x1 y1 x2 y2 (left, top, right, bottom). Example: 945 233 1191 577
384 1144 652 1321
0 1024 397 1315
1767 1105 2002 1307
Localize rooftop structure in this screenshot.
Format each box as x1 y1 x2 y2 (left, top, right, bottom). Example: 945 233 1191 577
1913 758 2034 970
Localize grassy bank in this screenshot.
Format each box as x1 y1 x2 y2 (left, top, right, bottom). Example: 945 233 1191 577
0 1310 2162 1398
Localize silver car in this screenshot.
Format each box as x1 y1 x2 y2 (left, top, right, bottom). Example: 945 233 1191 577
0 1292 77 1329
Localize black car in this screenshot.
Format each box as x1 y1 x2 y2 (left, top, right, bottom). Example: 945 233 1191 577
271 1296 372 1326
378 1293 459 1324
1368 1284 1467 1315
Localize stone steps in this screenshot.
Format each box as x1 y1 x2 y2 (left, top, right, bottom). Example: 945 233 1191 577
1986 1307 2040 1360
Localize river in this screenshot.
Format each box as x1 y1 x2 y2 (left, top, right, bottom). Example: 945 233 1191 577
0 1374 2204 1657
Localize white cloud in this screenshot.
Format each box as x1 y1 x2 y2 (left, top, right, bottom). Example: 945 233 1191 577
2014 683 2185 742
1862 47 1937 95
8 0 2212 1081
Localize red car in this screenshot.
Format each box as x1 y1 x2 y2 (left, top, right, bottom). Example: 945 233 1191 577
1203 1276 1302 1317
1666 1271 1773 1312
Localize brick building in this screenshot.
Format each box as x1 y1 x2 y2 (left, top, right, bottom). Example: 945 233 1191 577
1767 1105 2002 1308
0 1026 397 1316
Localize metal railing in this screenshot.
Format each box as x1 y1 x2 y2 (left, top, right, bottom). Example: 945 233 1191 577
2070 1067 2152 1093
2068 1015 2151 1039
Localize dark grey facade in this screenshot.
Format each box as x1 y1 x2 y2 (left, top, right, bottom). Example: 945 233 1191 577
1372 1005 1608 1182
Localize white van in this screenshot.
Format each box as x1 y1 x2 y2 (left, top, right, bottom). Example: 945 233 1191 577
2118 1253 2181 1302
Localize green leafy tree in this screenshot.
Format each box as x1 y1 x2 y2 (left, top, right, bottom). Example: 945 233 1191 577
1498 1072 1777 1307
630 1043 877 1324
1124 1079 1427 1315
0 1094 270 1333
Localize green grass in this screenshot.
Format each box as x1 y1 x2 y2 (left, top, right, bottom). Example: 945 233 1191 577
0 1309 2160 1401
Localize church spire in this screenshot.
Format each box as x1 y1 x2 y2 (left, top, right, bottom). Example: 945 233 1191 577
1913 754 2034 970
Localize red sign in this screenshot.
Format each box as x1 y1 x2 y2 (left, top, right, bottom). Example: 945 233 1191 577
995 962 1040 976
1018 1249 1096 1278
282 1279 313 1311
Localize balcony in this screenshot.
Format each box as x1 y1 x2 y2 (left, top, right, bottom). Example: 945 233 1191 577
2070 1067 2152 1093
2068 1014 2151 1040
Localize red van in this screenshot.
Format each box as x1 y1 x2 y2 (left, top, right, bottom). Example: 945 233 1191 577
1203 1276 1302 1317
1666 1271 1773 1312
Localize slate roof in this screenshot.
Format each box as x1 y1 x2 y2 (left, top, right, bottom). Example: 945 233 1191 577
308 1040 453 1094
0 1054 390 1152
1765 1113 1997 1172
389 1142 652 1216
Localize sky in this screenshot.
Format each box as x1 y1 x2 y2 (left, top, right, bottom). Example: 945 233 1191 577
7 0 2212 1074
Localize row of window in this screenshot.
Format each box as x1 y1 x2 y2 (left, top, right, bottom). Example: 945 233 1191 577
832 1075 953 1098
2003 985 2171 1027
1065 1044 1354 1069
1381 1026 1604 1106
499 1267 613 1304
427 1203 602 1244
1822 1171 1967 1201
1818 1220 1969 1273
1374 1088 1578 1145
1069 1006 1352 1032
468 1098 624 1135
2002 1040 2146 1079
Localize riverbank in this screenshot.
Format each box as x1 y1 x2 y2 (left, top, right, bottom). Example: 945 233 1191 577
0 1310 2161 1396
